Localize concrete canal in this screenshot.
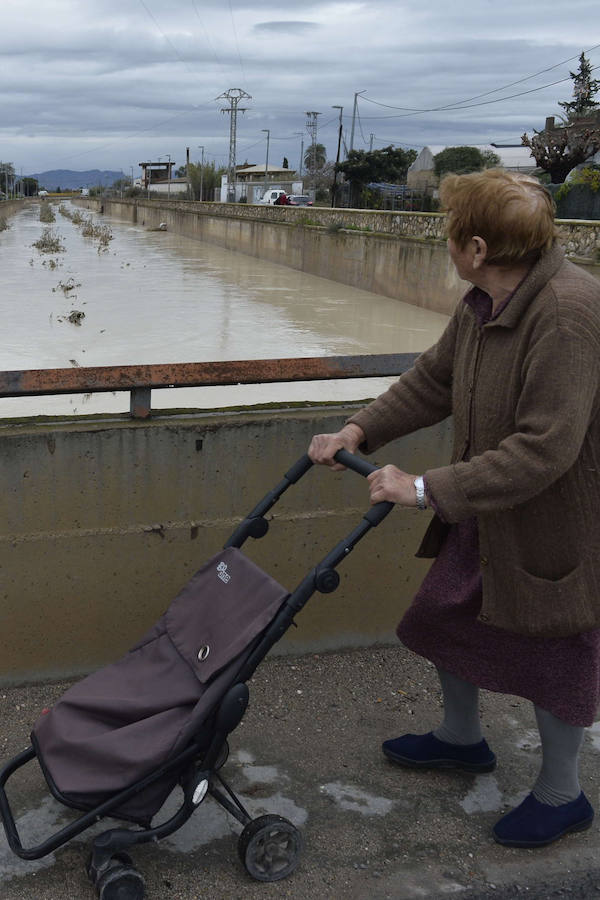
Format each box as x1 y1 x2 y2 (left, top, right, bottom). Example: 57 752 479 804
0 201 449 417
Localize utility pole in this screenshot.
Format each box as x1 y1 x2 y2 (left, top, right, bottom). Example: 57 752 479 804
369 133 374 152
305 111 320 196
197 146 205 201
331 105 343 208
261 130 270 195
217 88 252 202
294 132 304 177
186 147 191 200
349 90 366 152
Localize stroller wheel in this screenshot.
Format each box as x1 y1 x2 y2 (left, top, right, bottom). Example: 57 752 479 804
96 863 145 900
86 851 134 885
238 814 303 882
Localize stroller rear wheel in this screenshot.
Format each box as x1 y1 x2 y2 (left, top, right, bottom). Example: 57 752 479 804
238 813 303 882
96 863 145 900
87 851 145 900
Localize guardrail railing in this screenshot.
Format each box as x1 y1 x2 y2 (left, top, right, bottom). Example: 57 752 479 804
0 353 416 419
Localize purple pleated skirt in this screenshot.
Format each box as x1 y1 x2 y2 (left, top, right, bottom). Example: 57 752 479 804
397 518 600 726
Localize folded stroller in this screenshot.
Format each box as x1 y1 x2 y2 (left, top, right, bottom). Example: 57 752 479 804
0 450 393 900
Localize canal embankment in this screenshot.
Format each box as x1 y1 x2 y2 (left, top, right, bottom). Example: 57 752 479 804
77 197 600 317
0 404 452 683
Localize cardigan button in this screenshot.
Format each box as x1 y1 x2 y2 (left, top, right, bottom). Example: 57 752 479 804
479 613 489 622
480 556 489 566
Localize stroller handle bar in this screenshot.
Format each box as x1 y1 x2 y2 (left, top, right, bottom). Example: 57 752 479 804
225 450 393 549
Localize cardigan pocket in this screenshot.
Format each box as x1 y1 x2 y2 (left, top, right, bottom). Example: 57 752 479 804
513 563 596 638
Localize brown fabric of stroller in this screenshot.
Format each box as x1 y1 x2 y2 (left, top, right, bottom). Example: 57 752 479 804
32 548 288 825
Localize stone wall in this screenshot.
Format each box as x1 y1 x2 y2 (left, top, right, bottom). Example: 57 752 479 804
81 198 600 260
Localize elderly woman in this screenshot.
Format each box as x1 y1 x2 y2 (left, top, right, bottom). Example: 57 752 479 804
309 168 600 848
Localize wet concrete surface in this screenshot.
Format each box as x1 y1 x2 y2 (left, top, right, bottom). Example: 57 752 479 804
1 646 599 899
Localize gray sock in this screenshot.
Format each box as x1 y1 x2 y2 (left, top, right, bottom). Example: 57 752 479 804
432 667 484 746
532 705 584 806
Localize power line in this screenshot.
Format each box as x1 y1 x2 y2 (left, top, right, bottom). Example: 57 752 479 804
362 44 600 112
137 0 197 75
361 50 600 119
228 1 247 87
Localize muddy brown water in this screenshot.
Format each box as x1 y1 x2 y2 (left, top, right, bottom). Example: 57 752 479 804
0 202 449 417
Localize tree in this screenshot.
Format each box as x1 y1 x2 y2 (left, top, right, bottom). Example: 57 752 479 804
522 52 600 183
336 146 418 206
19 176 39 197
304 142 327 175
187 160 225 201
0 161 15 195
558 52 600 120
433 146 500 178
282 157 289 169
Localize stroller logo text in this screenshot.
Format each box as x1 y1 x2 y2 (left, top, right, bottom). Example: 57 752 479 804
216 561 231 584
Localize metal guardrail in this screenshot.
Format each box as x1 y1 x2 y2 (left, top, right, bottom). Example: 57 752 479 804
0 353 417 419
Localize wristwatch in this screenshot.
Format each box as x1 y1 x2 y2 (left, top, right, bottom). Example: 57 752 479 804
413 475 426 510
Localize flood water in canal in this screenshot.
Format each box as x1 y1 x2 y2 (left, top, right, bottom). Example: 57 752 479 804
0 202 450 417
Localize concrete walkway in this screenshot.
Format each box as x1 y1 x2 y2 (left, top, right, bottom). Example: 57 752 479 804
1 646 599 900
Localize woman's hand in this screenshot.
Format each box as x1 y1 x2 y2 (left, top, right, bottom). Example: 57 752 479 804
308 423 365 470
367 465 421 507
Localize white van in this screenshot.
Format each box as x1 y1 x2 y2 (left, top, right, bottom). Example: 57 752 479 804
258 189 287 205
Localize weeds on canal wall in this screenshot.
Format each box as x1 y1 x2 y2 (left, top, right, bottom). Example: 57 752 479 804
0 217 8 232
32 227 65 254
39 201 56 223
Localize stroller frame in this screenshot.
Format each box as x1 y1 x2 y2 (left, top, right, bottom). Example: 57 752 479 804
0 450 393 898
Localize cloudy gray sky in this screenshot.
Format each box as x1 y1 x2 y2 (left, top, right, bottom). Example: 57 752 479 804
2 0 599 177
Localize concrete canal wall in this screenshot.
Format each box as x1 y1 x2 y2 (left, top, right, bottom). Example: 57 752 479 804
0 402 452 684
77 198 600 317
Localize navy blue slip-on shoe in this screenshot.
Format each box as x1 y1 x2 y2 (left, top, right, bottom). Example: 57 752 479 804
382 731 496 773
493 791 594 848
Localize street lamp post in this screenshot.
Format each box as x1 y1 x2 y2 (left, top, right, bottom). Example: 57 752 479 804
261 129 270 197
197 146 204 201
331 105 343 208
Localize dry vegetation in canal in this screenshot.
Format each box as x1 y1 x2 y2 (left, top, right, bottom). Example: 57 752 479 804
0 217 8 233
39 201 56 223
59 203 113 250
32 227 65 254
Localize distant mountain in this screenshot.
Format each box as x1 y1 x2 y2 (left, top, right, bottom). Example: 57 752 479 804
27 169 124 191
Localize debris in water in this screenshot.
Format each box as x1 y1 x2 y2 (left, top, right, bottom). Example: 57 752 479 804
52 277 81 296
58 310 85 326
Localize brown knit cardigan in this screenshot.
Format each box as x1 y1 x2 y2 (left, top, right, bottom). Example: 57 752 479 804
348 243 600 638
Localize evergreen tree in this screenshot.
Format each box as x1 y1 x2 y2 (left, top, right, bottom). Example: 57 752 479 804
558 52 600 120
